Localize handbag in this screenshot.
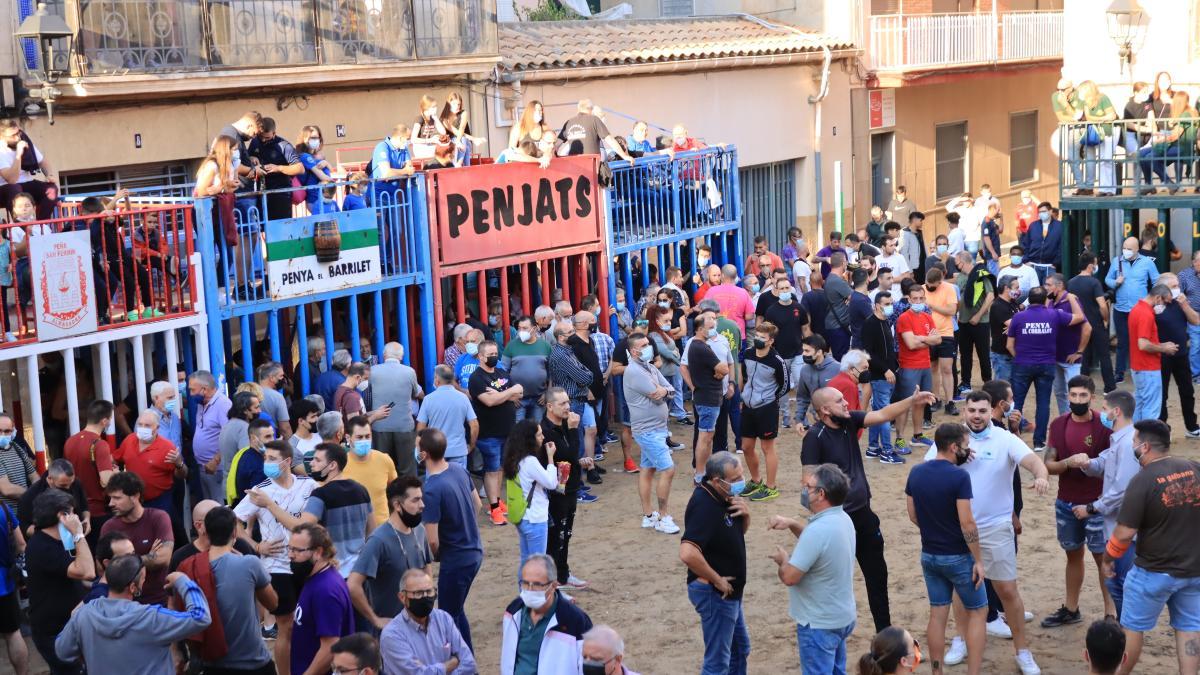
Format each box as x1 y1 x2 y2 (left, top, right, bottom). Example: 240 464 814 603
1082 124 1102 146
289 176 307 206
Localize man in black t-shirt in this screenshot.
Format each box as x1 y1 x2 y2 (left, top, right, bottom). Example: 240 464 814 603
468 341 522 525
26 489 92 674
679 451 749 675
800 385 934 633
1068 252 1115 393
763 276 810 429
557 99 634 162
754 268 790 320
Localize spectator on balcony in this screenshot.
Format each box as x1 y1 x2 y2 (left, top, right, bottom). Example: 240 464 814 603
556 99 634 163
1123 82 1155 163
246 117 304 222
744 235 783 280
369 125 416 207
412 95 452 168
343 172 369 211
1138 89 1196 195
213 111 261 189
626 121 658 157
505 101 554 169
1052 79 1086 192
1077 81 1119 197
296 125 334 214
0 119 57 221
441 92 486 166
1025 201 1063 271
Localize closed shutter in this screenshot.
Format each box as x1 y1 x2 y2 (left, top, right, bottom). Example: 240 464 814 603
738 160 797 252
660 0 693 17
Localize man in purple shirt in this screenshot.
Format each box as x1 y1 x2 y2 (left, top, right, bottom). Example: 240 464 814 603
1047 273 1093 417
290 523 354 675
188 371 231 504
1005 286 1083 452
813 231 845 280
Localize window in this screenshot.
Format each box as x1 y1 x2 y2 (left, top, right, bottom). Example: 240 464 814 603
739 160 797 251
935 122 968 201
660 0 693 17
59 163 192 197
1009 110 1038 185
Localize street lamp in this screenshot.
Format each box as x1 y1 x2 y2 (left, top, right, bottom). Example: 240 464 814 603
1105 0 1145 75
14 3 74 124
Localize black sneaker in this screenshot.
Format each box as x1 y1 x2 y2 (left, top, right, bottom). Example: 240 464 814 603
865 446 882 458
586 468 603 485
945 402 960 416
261 624 278 640
667 438 684 451
1040 605 1082 628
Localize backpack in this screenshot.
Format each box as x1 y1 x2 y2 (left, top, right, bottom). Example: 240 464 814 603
505 476 536 525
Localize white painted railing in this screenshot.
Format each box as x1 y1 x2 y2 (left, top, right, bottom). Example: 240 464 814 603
869 10 1062 71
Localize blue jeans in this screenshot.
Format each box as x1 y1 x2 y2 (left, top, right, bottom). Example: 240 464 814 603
514 396 544 423
1114 310 1130 379
437 559 481 651
516 519 548 581
796 622 855 675
668 371 687 419
868 379 894 453
986 259 999 277
1132 369 1162 422
1109 540 1137 621
1011 362 1054 446
1188 323 1200 379
1053 361 1083 416
990 353 1012 384
687 581 750 675
920 552 988 609
1139 143 1182 187
1065 127 1085 187
1121 564 1200 632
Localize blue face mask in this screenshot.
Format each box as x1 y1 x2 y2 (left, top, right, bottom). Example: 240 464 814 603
726 479 746 496
639 346 654 362
936 244 948 255
465 342 479 356
882 305 894 317
164 398 178 413
969 424 992 441
749 284 760 293
263 461 283 480
1011 255 1023 265
0 434 12 449
1099 411 1115 430
707 327 719 338
58 522 76 552
615 301 626 310
778 291 793 302
353 440 372 457
910 303 927 313
1039 211 1051 223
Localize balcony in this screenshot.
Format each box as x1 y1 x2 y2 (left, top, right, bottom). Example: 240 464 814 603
868 10 1062 73
30 0 497 92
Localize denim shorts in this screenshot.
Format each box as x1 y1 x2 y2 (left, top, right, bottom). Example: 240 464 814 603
1120 565 1200 632
1054 499 1106 553
921 552 988 609
570 400 597 429
475 436 503 473
694 404 721 432
895 368 933 399
635 431 673 471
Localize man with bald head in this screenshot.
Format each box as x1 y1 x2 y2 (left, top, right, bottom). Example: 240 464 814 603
169 499 258 571
571 305 611 484
801 385 936 633
1106 235 1160 382
704 264 755 339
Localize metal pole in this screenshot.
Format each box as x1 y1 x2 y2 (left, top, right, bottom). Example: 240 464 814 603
833 160 844 234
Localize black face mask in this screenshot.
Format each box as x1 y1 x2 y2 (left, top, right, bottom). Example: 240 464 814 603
1070 401 1091 417
830 413 853 426
582 662 609 675
484 355 499 368
290 560 314 583
802 355 816 366
954 448 971 466
399 508 423 528
406 595 436 618
311 466 330 482
752 337 767 349
589 323 600 334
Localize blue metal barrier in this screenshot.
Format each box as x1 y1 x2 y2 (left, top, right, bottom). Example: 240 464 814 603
194 177 437 393
604 147 743 332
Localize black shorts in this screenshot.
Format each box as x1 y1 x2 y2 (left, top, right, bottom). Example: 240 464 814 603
740 402 779 440
0 591 19 634
932 336 957 360
270 573 298 616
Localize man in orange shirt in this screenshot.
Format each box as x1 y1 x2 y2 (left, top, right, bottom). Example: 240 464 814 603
1128 285 1179 422
924 268 960 416
114 410 186 518
895 283 942 448
744 235 784 279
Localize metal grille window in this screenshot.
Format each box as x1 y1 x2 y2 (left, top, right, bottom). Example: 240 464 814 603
738 160 796 252
935 121 968 201
60 163 191 196
1009 110 1038 185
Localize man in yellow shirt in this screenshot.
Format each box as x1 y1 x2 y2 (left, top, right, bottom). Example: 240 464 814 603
342 416 398 526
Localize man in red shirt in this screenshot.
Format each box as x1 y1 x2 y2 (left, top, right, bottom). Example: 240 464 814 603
114 410 185 516
693 264 722 303
895 283 941 449
1040 375 1115 628
744 235 785 280
63 400 116 544
99 472 174 606
1014 189 1039 240
1129 285 1178 422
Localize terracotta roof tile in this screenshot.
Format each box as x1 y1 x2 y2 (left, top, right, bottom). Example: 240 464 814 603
499 15 852 73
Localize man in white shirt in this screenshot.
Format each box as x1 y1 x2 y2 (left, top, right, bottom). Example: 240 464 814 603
947 213 966 257
926 391 1050 675
0 119 58 220
998 245 1041 301
876 236 911 299
946 193 984 254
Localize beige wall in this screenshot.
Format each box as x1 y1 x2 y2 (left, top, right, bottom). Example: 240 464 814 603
492 61 855 227
851 66 1062 243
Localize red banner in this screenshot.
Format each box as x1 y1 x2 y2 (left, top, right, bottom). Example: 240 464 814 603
429 155 603 267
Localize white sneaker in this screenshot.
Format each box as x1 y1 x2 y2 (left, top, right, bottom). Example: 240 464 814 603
1022 611 1034 623
562 574 589 590
986 616 1013 639
641 512 659 528
1015 649 1041 675
655 515 680 534
944 636 966 666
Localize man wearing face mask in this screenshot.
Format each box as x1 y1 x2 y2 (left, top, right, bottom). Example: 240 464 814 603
1128 285 1178 422
339 417 398 528
335 363 390 427
1046 274 1093 417
380 568 475 674
1006 286 1084 453
1152 273 1200 436
990 277 1024 384
236 442 315 671
1100 419 1200 675
793 335 840 431
1041 376 1116 628
1106 236 1160 383
624 332 680 533
998 246 1041 301
226 418 275 506
739 323 788 502
256 362 293 440
468 340 523 525
929 392 1049 674
289 523 355 675
17 459 89 538
369 124 415 209
682 312 733 484
501 553 594 674
0 413 38 512
582 625 639 675
1069 252 1116 393
317 350 354 413
64 401 117 543
116 410 186 520
350 477 433 632
453 329 485 391
1024 202 1063 273
802 386 934 635
503 317 552 423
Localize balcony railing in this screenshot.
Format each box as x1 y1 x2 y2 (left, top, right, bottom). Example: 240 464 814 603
1057 119 1200 201
868 10 1062 72
56 0 496 75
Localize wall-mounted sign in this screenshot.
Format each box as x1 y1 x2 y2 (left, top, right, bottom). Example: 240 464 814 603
30 229 97 339
265 209 381 300
869 89 896 130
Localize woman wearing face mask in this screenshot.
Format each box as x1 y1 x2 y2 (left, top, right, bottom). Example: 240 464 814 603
989 276 1023 384
295 125 334 215
857 626 921 675
647 305 688 424
1078 80 1119 196
502 420 558 580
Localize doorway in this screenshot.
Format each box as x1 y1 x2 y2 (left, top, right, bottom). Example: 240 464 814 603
870 131 895 210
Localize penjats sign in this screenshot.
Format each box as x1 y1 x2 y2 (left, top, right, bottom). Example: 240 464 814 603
429 155 603 268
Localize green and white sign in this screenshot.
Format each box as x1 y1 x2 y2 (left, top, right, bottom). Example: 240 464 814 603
265 209 382 301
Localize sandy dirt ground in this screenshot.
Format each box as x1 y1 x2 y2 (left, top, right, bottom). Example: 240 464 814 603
5 373 1197 674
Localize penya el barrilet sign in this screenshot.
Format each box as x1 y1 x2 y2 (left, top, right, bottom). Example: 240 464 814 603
428 155 603 268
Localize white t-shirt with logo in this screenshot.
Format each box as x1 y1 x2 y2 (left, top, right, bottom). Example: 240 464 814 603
922 426 1031 529
234 475 317 574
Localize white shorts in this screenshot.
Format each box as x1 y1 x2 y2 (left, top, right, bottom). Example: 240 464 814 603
978 520 1018 582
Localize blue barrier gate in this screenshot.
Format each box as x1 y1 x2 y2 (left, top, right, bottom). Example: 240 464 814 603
194 176 437 393
605 147 743 332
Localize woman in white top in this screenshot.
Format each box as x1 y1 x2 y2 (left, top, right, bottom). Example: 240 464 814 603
502 419 558 580
194 136 239 198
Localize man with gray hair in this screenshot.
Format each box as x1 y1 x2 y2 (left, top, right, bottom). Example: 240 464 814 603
679 451 750 674
256 361 292 439
768 463 857 675
17 458 89 537
316 411 345 445
557 98 634 162
548 300 574 344
533 305 556 343
317 349 353 411
416 365 478 466
583 625 640 675
190 370 231 503
296 335 328 398
444 323 472 367
501 553 594 674
369 342 424 477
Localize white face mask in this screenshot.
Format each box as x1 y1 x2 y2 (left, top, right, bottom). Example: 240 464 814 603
520 589 549 610
1172 288 1182 299
357 380 369 392
1122 249 1136 261
308 138 321 151
135 426 155 442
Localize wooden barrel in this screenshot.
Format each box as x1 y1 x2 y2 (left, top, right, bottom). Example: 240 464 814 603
313 219 341 263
